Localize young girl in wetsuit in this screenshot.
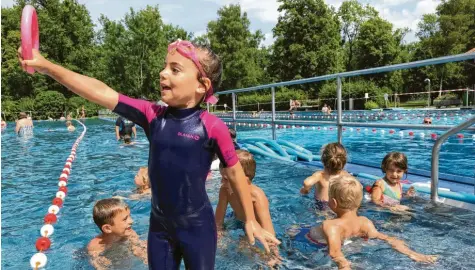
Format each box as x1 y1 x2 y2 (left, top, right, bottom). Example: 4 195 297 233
18 41 279 269
369 152 415 211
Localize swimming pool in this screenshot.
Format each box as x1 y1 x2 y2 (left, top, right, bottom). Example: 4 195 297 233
216 109 475 125
2 119 475 269
229 123 475 179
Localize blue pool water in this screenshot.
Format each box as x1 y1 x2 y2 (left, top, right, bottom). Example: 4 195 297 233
233 125 475 178
2 119 475 269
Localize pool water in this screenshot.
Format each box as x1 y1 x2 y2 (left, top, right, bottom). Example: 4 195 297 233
233 126 475 178
2 119 475 269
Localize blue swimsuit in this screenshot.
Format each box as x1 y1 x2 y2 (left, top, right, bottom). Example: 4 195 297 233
114 94 238 269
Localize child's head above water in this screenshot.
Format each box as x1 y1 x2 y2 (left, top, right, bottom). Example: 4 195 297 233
220 150 256 184
124 134 132 144
93 198 133 236
134 167 150 191
321 143 347 175
236 150 256 182
329 175 363 211
381 152 407 184
160 40 222 108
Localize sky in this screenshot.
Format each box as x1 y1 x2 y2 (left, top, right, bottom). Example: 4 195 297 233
2 0 442 45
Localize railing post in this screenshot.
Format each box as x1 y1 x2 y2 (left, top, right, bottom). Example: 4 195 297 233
431 116 475 202
271 87 276 140
207 103 210 112
232 93 237 131
337 77 342 144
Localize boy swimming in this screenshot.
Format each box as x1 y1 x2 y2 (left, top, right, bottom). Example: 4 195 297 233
88 198 147 269
297 175 436 269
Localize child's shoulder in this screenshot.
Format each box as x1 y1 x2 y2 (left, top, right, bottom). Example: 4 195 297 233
310 170 324 181
373 179 385 187
251 184 269 204
87 236 105 253
251 184 267 197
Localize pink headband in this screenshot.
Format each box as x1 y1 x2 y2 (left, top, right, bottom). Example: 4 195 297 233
168 40 218 104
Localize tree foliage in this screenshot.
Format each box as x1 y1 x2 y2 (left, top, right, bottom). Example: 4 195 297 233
1 0 474 117
271 0 342 82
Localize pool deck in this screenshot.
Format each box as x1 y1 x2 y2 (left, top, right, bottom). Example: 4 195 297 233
301 160 474 194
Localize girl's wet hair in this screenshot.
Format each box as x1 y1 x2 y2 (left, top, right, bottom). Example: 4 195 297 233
192 43 223 92
381 152 408 173
321 142 347 175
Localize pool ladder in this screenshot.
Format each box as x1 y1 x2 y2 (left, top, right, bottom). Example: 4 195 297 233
431 115 475 202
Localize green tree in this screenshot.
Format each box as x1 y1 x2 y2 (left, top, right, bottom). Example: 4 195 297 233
34 91 66 119
271 0 342 84
206 4 268 91
95 6 189 99
338 0 378 71
2 0 96 99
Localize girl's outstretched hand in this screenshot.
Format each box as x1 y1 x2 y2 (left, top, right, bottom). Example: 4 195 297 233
244 220 281 253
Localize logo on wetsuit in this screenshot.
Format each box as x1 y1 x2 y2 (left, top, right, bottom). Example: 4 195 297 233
177 131 200 141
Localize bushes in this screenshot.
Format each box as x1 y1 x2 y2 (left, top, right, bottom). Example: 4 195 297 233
67 96 102 117
34 91 67 120
1 100 18 121
433 93 461 108
237 87 308 111
364 101 379 110
319 80 391 109
1 92 103 120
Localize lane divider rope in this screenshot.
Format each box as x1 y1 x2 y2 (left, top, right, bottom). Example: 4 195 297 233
30 120 87 269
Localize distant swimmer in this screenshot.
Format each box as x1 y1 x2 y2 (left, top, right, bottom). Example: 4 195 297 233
66 121 76 132
15 112 33 135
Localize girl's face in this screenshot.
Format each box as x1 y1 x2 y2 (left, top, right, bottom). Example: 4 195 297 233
385 163 405 184
159 50 208 108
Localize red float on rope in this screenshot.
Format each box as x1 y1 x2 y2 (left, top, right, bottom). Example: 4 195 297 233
35 237 51 251
456 133 464 138
44 213 57 224
52 198 63 207
59 186 68 194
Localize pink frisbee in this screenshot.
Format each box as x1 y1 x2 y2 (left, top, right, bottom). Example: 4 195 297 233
21 5 39 74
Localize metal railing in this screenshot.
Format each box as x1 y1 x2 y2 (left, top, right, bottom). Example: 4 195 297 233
216 52 475 203
431 116 475 202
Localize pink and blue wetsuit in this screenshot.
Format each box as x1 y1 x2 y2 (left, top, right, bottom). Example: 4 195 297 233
113 94 238 269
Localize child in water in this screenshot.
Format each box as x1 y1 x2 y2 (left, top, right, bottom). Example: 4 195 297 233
130 167 151 199
19 40 278 269
88 198 147 269
300 143 351 210
291 175 437 269
369 152 415 211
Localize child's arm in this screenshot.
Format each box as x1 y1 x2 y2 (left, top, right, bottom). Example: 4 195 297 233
87 242 110 270
132 126 137 138
129 230 148 264
364 218 437 263
14 122 20 134
253 189 276 236
322 221 351 270
370 179 384 205
221 163 281 253
215 186 229 232
300 172 320 195
115 126 120 140
19 49 119 110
